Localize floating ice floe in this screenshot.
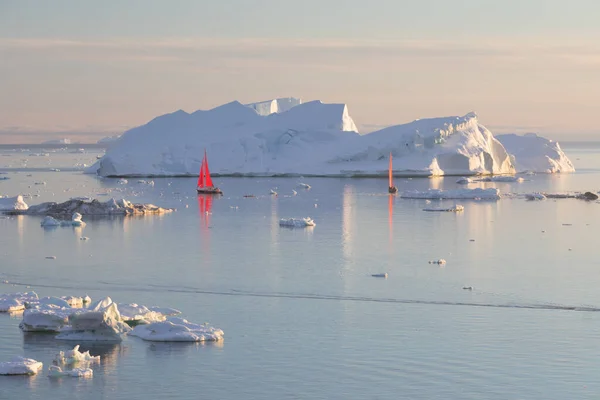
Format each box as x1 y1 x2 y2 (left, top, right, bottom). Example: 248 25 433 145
56 297 131 342
48 365 93 378
54 345 100 365
117 178 128 185
41 212 86 227
118 303 173 326
0 292 39 313
137 179 155 186
543 192 599 200
423 205 464 212
401 188 500 200
478 176 524 183
23 198 174 217
129 317 224 342
0 195 29 211
371 273 388 278
297 182 311 189
20 295 91 332
279 217 316 227
456 177 472 184
525 193 547 201
0 357 43 375
429 259 447 265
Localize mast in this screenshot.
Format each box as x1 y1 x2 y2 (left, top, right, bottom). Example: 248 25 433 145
388 152 393 188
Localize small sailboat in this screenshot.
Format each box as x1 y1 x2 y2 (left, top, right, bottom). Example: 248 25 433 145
388 152 398 194
197 150 223 195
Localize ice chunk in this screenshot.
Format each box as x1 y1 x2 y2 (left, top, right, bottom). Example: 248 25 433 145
54 345 100 365
41 213 86 227
371 273 388 278
129 317 224 342
48 365 93 378
401 188 500 200
56 298 131 342
20 307 72 332
429 259 447 265
0 292 39 313
423 205 464 212
525 193 547 201
26 198 174 217
279 217 316 227
496 133 575 173
0 195 29 211
456 177 472 184
118 303 168 325
0 357 43 375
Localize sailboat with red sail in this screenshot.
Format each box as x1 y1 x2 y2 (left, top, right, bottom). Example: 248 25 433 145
388 152 398 194
197 150 223 194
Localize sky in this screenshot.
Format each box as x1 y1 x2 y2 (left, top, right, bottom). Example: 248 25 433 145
1 0 599 143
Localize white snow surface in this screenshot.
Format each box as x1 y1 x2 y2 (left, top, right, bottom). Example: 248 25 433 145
0 292 39 313
85 100 541 177
496 133 575 173
0 357 43 375
129 317 224 342
0 195 29 211
401 188 500 200
279 217 316 227
118 303 170 324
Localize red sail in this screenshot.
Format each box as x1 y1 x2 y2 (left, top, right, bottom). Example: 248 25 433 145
197 155 206 188
388 153 393 188
204 150 214 187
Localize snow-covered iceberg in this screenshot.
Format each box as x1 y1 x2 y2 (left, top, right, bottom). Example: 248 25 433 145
41 212 86 227
87 99 523 178
245 97 302 116
279 217 316 227
20 295 92 332
0 195 29 211
496 133 575 173
0 292 39 313
24 198 173 217
129 317 224 342
0 357 43 375
56 297 131 342
401 188 500 200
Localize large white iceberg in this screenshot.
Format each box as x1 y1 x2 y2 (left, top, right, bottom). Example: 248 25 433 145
0 357 43 375
496 133 575 173
0 195 29 211
87 99 524 177
129 317 224 342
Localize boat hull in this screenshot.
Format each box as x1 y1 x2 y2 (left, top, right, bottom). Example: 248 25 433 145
197 187 223 195
388 186 398 194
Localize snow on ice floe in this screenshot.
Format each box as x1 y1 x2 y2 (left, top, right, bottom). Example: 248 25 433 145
0 292 39 313
19 295 92 332
118 303 173 326
525 193 547 201
48 365 93 378
41 212 86 227
22 198 173 217
496 133 575 173
129 317 224 342
0 357 43 375
423 204 464 212
86 99 558 178
401 188 500 200
0 195 29 211
56 297 132 342
279 217 316 227
54 345 100 365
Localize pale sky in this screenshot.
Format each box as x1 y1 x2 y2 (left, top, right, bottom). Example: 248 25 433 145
1 0 599 143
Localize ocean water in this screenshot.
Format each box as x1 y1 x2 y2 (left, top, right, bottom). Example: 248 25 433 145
1 144 600 399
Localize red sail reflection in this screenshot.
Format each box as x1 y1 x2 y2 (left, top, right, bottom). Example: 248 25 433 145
198 194 213 228
388 193 394 246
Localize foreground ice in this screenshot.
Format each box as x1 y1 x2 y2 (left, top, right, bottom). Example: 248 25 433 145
23 198 173 217
54 345 100 365
0 357 43 375
496 133 575 173
86 99 536 177
48 365 93 378
279 217 316 227
41 212 86 227
401 188 500 200
129 317 224 342
56 297 131 342
118 303 173 325
0 195 29 211
0 292 39 313
20 295 92 332
423 205 464 212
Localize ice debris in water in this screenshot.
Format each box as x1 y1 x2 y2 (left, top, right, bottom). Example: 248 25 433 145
48 365 93 378
54 345 100 365
371 273 388 278
297 183 311 189
129 317 224 342
525 193 546 201
423 204 464 212
0 357 43 375
279 217 316 227
401 188 500 200
429 259 447 265
117 178 128 185
26 197 174 217
41 212 86 227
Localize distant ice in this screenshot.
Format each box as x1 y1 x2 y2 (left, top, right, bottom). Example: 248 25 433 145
48 365 93 378
129 317 224 342
279 217 316 227
401 188 500 200
54 345 100 365
0 357 43 375
25 198 174 217
42 138 71 145
423 205 464 212
0 292 39 313
40 212 86 227
525 193 547 201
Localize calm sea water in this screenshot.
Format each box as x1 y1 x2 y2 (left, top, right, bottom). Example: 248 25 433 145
1 143 600 399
